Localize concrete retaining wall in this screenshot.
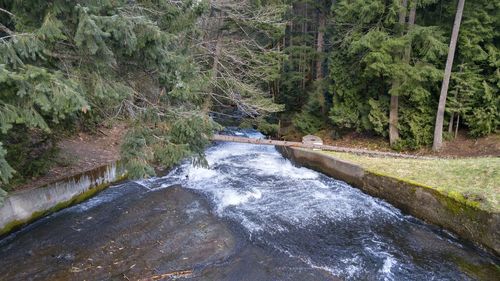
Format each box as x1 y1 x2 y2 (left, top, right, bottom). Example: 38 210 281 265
278 146 500 256
0 162 127 236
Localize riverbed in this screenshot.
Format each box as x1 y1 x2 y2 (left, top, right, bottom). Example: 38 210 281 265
0 130 498 280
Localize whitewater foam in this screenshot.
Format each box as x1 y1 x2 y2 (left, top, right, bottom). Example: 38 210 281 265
150 129 487 281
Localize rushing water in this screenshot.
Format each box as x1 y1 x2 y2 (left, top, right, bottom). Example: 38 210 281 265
0 129 498 280
149 130 499 280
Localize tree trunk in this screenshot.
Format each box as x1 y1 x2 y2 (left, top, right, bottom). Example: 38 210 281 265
404 4 416 60
432 0 465 151
389 94 400 146
301 2 308 91
448 113 454 133
448 86 460 134
389 0 408 146
316 11 325 80
205 4 224 112
398 0 408 25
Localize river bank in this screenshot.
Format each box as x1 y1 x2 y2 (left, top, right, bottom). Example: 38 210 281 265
277 146 500 257
0 124 127 236
1 133 498 280
0 161 127 236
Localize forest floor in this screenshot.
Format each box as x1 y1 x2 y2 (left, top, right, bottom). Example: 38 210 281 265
11 123 126 192
315 130 500 158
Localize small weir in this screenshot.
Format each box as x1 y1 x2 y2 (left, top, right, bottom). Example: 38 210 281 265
0 130 498 280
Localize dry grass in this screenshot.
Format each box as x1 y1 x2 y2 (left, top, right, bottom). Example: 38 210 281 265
323 151 500 212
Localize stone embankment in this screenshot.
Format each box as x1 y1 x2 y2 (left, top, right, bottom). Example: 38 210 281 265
277 146 499 256
0 162 126 236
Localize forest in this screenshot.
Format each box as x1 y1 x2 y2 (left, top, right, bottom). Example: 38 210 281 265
0 0 498 190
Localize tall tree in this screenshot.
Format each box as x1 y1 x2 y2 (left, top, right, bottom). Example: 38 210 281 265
285 0 335 135
315 6 326 80
329 0 446 148
433 0 465 151
0 0 216 185
389 0 408 145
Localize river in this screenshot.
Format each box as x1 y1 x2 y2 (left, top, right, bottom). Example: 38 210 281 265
0 130 498 280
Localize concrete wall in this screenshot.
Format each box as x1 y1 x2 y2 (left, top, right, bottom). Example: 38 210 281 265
0 162 127 236
277 146 500 256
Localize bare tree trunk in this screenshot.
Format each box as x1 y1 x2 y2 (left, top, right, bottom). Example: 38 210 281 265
389 95 400 146
205 4 224 112
454 114 460 138
433 0 465 151
301 3 307 91
404 4 416 60
398 0 409 28
448 86 459 134
316 11 325 80
389 0 408 146
448 113 454 133
274 41 281 101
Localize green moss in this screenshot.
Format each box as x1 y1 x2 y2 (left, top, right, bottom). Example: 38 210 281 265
455 256 500 281
367 169 483 217
322 151 499 212
448 191 481 208
0 219 25 237
367 170 435 190
439 192 465 215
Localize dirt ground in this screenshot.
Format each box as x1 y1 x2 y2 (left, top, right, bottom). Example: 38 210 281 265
12 124 127 191
421 132 500 157
316 130 500 158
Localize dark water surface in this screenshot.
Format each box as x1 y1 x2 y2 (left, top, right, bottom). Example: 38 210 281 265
0 130 498 280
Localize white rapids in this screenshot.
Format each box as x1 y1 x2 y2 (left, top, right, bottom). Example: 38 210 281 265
140 130 496 281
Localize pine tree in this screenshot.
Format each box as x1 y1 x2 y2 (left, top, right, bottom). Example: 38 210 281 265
283 0 335 135
0 0 289 194
447 0 499 138
328 0 447 148
0 0 212 187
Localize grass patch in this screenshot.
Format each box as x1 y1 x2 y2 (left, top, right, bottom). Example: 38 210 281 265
322 151 500 212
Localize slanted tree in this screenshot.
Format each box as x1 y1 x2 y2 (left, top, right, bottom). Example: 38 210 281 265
0 0 289 196
0 1 89 188
433 0 465 151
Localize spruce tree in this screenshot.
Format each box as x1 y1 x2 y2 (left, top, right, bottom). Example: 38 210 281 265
0 1 211 189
